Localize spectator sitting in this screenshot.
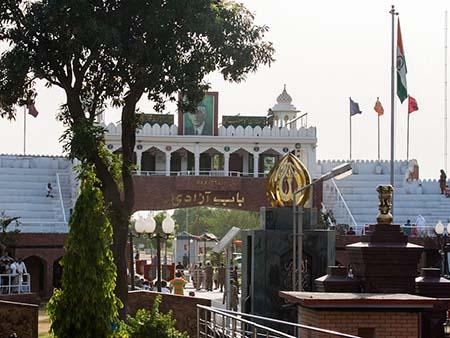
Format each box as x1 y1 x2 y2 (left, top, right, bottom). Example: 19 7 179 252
403 220 412 236
46 183 54 198
175 261 184 271
142 280 151 290
346 227 356 235
445 185 450 198
160 280 170 294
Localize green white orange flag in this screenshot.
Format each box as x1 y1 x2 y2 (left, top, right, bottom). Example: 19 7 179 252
396 19 408 103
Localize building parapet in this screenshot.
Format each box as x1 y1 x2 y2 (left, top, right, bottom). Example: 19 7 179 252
103 122 316 139
318 159 410 175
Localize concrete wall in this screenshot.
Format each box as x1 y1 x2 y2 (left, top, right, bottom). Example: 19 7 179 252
0 300 38 338
299 306 420 338
128 290 211 338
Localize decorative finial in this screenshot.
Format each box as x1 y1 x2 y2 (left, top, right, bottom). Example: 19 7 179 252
266 153 311 207
284 84 286 90
376 185 393 224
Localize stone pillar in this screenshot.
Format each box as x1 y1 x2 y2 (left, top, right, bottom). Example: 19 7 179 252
165 152 171 176
181 155 188 173
310 144 317 178
243 152 249 175
224 153 230 176
253 153 259 177
194 144 200 176
136 150 143 174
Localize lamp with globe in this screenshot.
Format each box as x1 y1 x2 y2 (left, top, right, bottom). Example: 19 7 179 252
134 213 175 292
434 220 450 277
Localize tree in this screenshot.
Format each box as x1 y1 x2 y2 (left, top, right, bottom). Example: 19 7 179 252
47 166 120 338
0 211 20 256
172 207 259 238
0 0 274 316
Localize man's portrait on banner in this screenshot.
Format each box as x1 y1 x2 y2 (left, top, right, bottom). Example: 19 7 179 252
183 94 214 136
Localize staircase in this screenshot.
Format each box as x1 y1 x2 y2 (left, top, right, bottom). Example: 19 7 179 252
0 155 74 233
321 160 450 232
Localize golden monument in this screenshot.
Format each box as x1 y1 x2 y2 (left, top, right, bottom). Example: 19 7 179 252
266 153 311 207
376 184 393 224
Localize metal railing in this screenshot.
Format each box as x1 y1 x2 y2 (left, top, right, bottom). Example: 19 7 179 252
0 273 31 294
323 178 358 229
134 170 268 177
56 173 67 223
197 305 360 338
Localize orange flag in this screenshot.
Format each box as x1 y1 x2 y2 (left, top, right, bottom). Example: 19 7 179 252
374 97 384 116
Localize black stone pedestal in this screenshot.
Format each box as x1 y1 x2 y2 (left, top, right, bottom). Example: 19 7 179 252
346 223 423 294
241 207 335 321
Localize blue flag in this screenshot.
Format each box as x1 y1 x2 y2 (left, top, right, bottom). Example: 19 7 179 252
349 97 362 116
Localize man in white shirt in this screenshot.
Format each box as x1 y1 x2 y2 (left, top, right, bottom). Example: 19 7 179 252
16 258 29 293
415 214 426 236
9 260 18 293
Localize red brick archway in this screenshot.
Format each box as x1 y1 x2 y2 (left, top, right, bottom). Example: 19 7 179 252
132 176 270 212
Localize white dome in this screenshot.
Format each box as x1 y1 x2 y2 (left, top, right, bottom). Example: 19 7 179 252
271 85 298 112
276 85 293 104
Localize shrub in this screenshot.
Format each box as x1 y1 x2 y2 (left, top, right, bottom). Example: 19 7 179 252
125 295 188 338
47 167 121 338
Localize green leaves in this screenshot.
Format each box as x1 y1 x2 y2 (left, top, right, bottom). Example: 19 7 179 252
124 295 188 338
47 167 121 338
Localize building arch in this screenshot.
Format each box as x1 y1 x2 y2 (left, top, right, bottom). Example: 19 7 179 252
23 255 47 296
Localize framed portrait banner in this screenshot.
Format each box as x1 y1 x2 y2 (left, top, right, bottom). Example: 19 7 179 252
178 92 218 136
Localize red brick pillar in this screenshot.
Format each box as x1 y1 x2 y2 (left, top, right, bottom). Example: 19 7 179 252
44 258 53 298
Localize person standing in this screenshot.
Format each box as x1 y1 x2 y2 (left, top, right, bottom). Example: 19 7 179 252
230 280 239 312
205 262 213 291
231 266 239 293
218 263 226 292
169 272 187 296
192 264 201 290
440 170 447 194
16 258 28 293
198 262 204 290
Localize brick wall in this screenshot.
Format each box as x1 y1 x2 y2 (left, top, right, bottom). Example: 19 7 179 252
0 300 38 338
128 290 211 338
298 306 420 338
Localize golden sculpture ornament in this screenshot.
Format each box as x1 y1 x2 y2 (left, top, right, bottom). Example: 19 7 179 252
376 185 393 224
266 153 311 207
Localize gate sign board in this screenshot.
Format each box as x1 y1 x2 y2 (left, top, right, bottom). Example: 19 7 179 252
132 176 268 212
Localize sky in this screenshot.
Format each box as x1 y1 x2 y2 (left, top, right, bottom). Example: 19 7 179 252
0 0 448 179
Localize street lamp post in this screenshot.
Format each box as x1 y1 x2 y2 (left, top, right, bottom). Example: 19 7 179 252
434 221 450 277
292 162 352 291
444 310 450 337
135 214 175 292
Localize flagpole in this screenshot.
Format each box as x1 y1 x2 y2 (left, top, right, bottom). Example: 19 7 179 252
378 114 380 161
389 5 397 216
350 105 352 160
407 110 410 161
23 106 26 155
445 10 448 173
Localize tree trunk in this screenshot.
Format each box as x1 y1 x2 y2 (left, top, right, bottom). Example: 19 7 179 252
109 209 130 320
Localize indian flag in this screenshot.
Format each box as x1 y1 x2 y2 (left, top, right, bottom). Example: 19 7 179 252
396 19 407 103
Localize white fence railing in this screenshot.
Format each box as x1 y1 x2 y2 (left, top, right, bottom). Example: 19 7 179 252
56 173 67 223
0 273 31 294
197 305 360 338
323 178 358 229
